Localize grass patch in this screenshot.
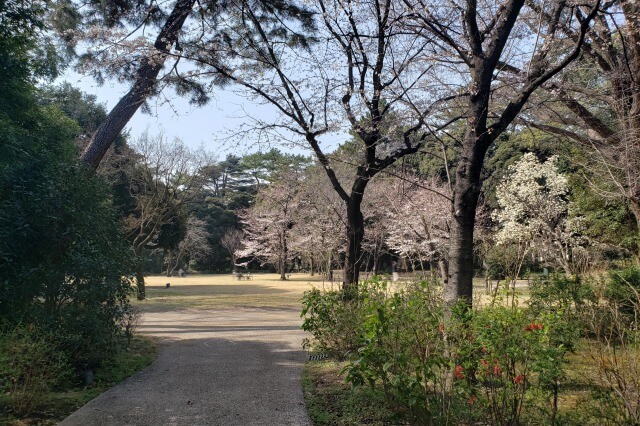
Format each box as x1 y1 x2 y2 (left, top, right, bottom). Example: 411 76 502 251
0 335 157 426
134 273 325 312
302 359 398 425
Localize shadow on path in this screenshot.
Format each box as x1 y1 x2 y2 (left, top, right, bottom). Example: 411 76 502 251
60 308 310 426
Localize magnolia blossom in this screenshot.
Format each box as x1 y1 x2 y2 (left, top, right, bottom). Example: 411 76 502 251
494 153 568 245
493 153 588 274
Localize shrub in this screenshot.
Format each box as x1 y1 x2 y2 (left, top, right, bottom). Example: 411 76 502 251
0 327 73 416
461 306 577 425
301 281 386 359
582 287 640 424
604 267 640 321
0 96 137 374
343 281 454 424
528 274 597 318
302 278 579 424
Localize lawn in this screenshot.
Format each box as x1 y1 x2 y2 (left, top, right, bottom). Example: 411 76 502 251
134 272 329 312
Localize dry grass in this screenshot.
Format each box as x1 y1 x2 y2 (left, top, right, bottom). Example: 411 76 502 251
133 273 328 312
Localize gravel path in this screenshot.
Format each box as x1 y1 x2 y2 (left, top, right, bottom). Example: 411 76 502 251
59 307 311 426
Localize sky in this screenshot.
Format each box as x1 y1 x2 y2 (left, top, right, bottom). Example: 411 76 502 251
59 70 344 160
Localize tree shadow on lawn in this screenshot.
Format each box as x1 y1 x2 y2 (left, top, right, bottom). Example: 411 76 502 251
145 284 292 296
136 284 305 313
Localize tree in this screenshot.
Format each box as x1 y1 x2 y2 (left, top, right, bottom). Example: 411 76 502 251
292 162 347 278
55 0 316 169
381 176 451 279
403 0 601 306
493 153 589 276
220 228 244 273
518 2 640 254
121 133 210 298
239 149 312 187
66 0 199 168
164 216 211 276
238 171 302 280
186 0 458 291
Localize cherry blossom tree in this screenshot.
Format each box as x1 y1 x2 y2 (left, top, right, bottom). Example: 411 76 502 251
517 2 640 253
402 0 601 307
183 0 458 292
291 165 346 279
381 176 451 280
238 171 302 280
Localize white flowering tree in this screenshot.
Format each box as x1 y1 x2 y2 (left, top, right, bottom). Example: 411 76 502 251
494 153 587 276
380 177 451 280
237 171 301 280
290 166 345 279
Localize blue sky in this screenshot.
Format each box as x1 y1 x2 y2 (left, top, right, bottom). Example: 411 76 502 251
59 70 343 160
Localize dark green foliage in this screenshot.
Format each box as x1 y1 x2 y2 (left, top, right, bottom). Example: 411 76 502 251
239 148 312 185
0 122 136 369
529 274 597 320
0 0 137 399
571 182 638 258
605 267 640 320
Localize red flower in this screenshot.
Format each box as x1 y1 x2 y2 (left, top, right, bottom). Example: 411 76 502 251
525 322 543 332
514 374 524 384
493 364 502 376
469 395 477 405
481 359 488 367
454 365 464 380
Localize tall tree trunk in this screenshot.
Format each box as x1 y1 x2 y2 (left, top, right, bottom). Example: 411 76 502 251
136 263 146 300
438 258 449 284
372 241 380 276
80 0 196 169
132 244 148 299
168 249 183 277
280 230 288 281
445 131 488 308
343 195 365 294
